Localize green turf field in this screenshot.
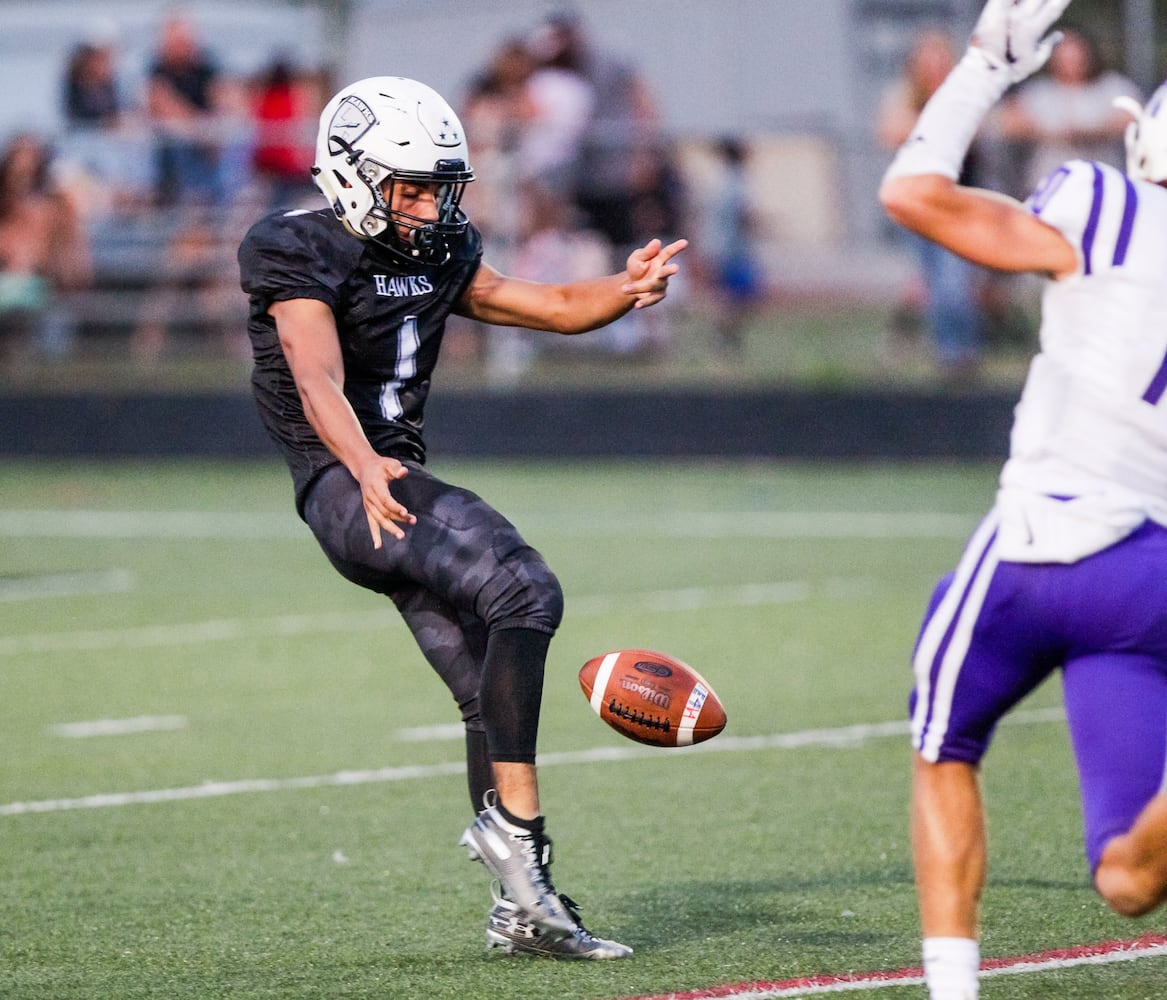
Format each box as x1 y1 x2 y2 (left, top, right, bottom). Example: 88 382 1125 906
1 459 1163 999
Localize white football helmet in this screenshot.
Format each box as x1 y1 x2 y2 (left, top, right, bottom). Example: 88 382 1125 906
312 76 475 264
1115 83 1167 185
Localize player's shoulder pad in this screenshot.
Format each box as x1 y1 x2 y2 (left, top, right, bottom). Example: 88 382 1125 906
1025 160 1136 277
238 207 365 296
1025 159 1100 220
241 207 348 257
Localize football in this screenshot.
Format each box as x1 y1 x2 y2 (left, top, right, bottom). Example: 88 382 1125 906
578 648 727 748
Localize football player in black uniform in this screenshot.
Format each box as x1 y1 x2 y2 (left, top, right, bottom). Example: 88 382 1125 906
238 76 686 959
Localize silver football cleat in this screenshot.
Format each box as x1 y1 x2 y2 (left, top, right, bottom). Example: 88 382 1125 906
485 885 633 960
460 805 575 935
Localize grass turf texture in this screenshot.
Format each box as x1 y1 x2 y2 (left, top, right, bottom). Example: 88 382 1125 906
1 459 1164 999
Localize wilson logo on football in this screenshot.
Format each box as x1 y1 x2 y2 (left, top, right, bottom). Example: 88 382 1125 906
618 676 672 709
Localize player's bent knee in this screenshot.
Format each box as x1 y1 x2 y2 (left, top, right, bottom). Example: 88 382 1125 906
484 551 564 634
1094 859 1167 917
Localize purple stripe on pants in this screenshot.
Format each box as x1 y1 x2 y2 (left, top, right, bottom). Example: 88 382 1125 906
910 518 1167 871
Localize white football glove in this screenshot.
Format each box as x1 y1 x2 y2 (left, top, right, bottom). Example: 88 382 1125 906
971 0 1072 85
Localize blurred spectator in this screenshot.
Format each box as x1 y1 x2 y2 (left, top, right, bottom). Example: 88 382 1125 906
520 22 595 199
532 10 663 253
460 37 537 259
877 30 985 380
628 137 685 248
65 16 167 213
522 9 674 358
59 19 148 219
999 26 1142 195
145 11 226 208
251 57 320 208
462 39 536 156
484 183 613 381
62 23 123 129
699 137 764 357
459 14 679 372
0 133 93 362
131 11 251 362
451 39 538 367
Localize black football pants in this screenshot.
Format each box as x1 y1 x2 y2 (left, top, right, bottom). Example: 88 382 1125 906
302 462 564 809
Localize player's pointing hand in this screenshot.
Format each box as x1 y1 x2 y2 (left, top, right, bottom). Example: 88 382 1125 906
622 237 688 309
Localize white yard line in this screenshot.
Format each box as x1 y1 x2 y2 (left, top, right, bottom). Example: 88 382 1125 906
0 569 135 602
395 723 467 742
0 510 304 539
0 579 864 658
48 716 189 738
0 708 1061 818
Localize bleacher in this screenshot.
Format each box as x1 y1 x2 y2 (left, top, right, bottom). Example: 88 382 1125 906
59 125 260 349
0 1 324 351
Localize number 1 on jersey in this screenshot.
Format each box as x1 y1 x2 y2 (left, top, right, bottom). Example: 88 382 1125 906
379 315 420 420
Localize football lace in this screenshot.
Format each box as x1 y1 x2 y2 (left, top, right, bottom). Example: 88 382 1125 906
606 699 672 732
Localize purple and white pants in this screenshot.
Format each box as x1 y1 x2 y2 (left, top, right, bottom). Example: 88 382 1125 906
911 513 1167 871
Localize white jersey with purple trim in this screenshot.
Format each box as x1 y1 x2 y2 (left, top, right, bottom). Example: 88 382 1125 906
993 159 1167 563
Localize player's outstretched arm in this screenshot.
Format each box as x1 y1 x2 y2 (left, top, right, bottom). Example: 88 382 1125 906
456 237 688 334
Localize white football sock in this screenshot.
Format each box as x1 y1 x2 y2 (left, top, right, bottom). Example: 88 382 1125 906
923 936 980 1000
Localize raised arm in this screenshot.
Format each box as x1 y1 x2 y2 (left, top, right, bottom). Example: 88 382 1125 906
457 237 688 333
878 0 1077 278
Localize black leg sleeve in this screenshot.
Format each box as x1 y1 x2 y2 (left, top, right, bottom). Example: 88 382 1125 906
479 627 550 765
465 728 494 811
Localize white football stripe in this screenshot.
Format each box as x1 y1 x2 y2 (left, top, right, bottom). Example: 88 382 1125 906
0 581 832 659
589 652 620 716
395 724 465 742
0 510 303 539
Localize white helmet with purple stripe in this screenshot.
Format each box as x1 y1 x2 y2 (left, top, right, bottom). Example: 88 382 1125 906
1115 83 1167 184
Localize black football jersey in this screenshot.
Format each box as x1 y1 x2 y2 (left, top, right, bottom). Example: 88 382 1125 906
238 208 484 514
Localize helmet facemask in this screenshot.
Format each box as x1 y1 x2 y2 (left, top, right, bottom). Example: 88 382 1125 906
357 158 472 264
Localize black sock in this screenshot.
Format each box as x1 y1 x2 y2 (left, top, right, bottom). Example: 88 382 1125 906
496 799 545 835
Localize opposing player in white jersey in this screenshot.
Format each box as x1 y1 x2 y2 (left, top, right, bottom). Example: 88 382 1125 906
880 1 1167 998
